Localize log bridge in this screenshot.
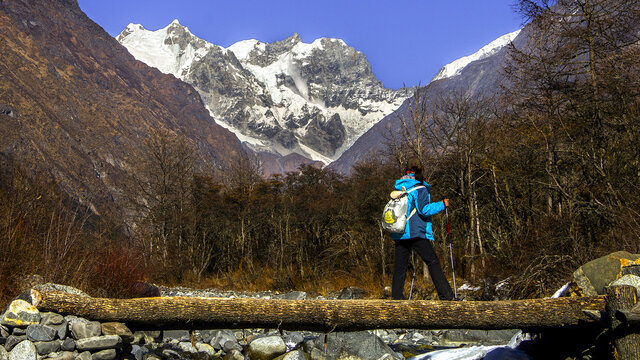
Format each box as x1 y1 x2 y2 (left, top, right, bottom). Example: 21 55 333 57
27 285 640 359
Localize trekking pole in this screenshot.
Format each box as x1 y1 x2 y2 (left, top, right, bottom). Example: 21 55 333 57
445 206 457 299
409 263 416 300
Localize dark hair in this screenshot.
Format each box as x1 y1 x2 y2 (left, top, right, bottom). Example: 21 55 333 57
408 166 425 183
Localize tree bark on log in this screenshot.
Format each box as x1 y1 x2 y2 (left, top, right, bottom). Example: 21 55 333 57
606 285 640 360
30 290 605 331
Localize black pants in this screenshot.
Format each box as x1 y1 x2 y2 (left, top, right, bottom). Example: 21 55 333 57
392 238 454 300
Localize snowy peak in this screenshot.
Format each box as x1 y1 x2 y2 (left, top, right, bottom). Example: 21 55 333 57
118 22 409 164
431 30 521 82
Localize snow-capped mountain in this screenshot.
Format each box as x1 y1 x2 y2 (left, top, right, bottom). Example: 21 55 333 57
431 30 521 82
117 20 409 163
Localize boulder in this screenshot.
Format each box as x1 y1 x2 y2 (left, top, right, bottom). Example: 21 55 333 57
572 251 640 296
101 322 133 343
26 324 57 342
91 349 117 360
40 313 67 339
5 336 27 351
223 349 244 360
337 287 368 300
75 352 91 360
311 331 400 360
33 340 61 355
0 346 8 360
75 335 121 352
248 336 287 360
1 300 40 328
8 340 37 360
276 350 307 360
210 330 237 350
60 337 75 351
69 318 101 339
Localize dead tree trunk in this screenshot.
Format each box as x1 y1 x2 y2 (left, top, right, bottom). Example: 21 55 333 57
30 290 605 332
606 285 640 360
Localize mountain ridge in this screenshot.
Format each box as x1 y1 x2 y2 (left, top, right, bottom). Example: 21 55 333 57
117 22 410 166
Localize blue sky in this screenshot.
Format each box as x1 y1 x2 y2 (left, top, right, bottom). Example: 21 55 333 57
78 0 523 90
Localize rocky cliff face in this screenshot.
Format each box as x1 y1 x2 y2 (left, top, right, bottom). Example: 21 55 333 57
0 0 244 216
117 23 409 163
329 30 524 174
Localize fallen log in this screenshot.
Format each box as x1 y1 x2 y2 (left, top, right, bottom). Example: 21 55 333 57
30 290 606 332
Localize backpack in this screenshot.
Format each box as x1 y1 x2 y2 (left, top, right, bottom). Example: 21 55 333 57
381 185 424 233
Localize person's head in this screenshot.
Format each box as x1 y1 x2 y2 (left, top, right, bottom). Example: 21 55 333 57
405 157 424 182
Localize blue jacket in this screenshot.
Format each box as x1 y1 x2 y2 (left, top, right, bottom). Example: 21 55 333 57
390 177 445 241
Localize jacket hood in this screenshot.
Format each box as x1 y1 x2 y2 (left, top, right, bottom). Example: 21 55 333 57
394 178 431 191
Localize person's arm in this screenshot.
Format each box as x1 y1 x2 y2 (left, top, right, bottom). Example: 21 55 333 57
416 189 445 216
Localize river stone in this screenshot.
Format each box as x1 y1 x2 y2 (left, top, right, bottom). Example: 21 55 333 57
132 331 161 344
223 349 244 360
440 329 521 346
60 337 75 351
8 340 37 360
41 313 64 325
210 330 237 350
163 330 190 342
11 328 25 336
34 340 61 355
275 291 307 300
312 331 400 360
26 324 57 342
2 324 9 337
337 286 368 300
75 351 91 360
249 336 287 360
45 351 75 360
90 349 117 360
573 251 640 296
101 323 133 343
70 319 101 340
276 350 306 360
610 274 640 297
0 346 8 360
282 332 304 350
5 336 27 351
75 335 121 351
1 300 40 328
223 338 243 353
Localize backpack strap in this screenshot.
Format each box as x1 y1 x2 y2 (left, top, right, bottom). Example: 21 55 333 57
406 186 425 220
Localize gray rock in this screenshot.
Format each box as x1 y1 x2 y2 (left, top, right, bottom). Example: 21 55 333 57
572 251 640 296
1 325 8 337
610 275 640 297
41 313 64 326
275 291 307 300
34 340 61 355
41 313 67 340
222 339 243 353
8 340 37 360
440 329 521 346
282 332 304 350
223 349 244 360
276 350 306 360
45 351 75 360
130 345 149 360
1 300 40 328
75 351 92 360
5 336 27 351
75 335 121 352
11 329 25 337
162 330 190 342
248 336 287 360
195 330 215 343
70 319 101 340
132 331 161 344
210 330 237 350
90 349 116 360
32 284 89 298
61 337 75 351
0 346 8 360
177 342 198 353
100 323 133 343
26 324 57 342
160 349 180 358
312 331 400 360
337 287 368 300
484 347 531 360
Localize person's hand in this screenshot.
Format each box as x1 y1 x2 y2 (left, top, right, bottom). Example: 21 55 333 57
443 198 450 208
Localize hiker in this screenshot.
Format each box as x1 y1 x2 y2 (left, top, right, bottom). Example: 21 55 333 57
390 158 455 300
